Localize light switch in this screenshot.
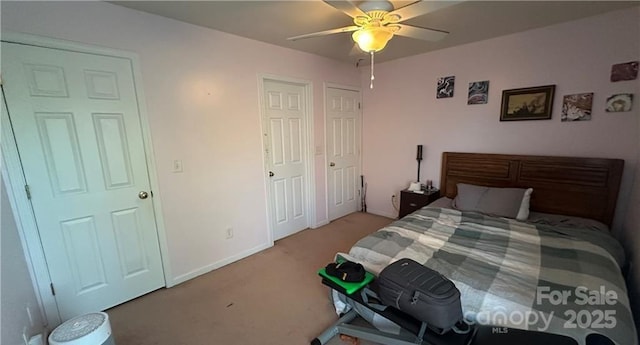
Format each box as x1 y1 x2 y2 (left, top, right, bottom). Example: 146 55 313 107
173 160 183 173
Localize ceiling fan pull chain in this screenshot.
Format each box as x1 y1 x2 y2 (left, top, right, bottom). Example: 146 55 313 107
370 51 375 89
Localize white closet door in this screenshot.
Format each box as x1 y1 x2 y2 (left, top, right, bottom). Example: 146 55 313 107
2 42 165 321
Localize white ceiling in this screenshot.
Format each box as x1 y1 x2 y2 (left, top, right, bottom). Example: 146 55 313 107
111 1 639 65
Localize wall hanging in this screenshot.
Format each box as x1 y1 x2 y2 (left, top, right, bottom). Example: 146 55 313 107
561 93 593 121
500 85 555 121
610 61 638 82
468 81 489 105
437 76 455 99
606 93 634 112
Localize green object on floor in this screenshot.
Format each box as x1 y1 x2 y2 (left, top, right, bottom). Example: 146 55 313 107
318 267 374 295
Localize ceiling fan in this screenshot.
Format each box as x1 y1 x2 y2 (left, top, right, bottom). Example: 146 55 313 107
288 1 457 52
287 0 458 87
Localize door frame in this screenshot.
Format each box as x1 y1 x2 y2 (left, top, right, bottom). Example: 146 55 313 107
258 74 315 243
323 83 363 222
0 32 172 327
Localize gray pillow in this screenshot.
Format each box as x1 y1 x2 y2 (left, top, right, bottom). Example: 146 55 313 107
453 183 533 220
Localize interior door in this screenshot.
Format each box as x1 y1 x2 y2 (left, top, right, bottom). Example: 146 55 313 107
263 79 309 241
326 87 361 221
2 42 165 321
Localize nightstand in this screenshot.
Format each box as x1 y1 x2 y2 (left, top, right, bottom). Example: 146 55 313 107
398 189 440 219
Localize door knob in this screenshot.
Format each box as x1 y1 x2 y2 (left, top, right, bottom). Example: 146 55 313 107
138 191 149 199
269 171 274 177
329 162 335 167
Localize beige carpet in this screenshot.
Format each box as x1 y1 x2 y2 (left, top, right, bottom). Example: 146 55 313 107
107 212 392 345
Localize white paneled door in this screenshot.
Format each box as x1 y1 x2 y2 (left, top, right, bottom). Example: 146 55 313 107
263 79 309 240
326 87 361 221
2 42 164 321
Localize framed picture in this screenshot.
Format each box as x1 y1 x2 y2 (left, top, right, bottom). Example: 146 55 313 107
611 61 638 82
468 81 489 105
561 93 593 121
436 76 455 99
500 85 556 121
606 93 633 112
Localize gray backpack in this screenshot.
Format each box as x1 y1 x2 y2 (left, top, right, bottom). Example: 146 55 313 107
377 258 463 332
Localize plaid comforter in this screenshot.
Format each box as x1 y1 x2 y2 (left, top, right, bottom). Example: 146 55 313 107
346 207 637 345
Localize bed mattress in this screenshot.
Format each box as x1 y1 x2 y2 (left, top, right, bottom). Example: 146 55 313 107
342 206 636 345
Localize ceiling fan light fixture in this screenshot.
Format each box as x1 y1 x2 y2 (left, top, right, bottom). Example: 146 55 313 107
352 26 394 53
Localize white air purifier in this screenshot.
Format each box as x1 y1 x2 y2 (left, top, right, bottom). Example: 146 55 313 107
49 312 115 345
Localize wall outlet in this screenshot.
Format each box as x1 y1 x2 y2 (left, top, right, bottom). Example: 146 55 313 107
173 159 183 173
226 227 233 239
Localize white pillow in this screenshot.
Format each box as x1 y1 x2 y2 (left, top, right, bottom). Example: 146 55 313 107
516 188 533 220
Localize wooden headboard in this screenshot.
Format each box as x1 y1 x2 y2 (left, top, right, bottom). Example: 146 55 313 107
440 152 624 226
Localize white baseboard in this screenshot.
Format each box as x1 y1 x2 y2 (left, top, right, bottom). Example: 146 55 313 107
171 242 272 286
311 219 330 228
365 209 397 219
28 333 45 345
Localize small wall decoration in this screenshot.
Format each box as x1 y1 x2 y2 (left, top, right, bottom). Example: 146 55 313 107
468 81 489 105
606 93 634 112
610 61 638 82
500 85 555 121
561 93 593 122
436 76 455 99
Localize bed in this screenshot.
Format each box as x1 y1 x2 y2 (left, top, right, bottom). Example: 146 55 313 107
340 152 635 345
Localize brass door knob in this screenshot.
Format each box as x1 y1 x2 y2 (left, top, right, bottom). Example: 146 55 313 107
329 162 336 167
138 191 149 199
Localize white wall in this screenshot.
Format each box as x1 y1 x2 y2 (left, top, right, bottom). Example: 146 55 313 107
1 1 360 284
1 177 45 344
361 7 640 232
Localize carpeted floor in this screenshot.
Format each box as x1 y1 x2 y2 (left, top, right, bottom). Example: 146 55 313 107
107 212 392 345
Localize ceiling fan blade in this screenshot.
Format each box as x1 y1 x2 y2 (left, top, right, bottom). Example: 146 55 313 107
394 24 449 41
323 0 368 19
287 25 360 41
389 1 461 22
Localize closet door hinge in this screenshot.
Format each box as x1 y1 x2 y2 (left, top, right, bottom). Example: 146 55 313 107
358 102 361 109
25 185 31 200
50 283 56 296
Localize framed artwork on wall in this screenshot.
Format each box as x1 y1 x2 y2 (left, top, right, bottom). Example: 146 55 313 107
500 85 556 121
468 81 489 105
606 93 633 112
610 61 638 82
561 93 593 121
436 76 455 99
